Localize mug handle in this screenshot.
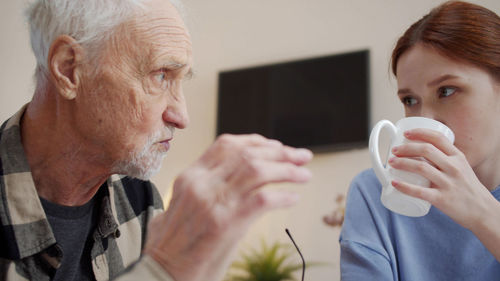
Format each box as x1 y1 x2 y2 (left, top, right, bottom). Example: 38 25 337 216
369 120 397 187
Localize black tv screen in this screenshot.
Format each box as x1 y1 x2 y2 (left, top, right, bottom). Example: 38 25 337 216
216 49 369 152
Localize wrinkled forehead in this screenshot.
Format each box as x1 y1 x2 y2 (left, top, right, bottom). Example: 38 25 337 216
124 0 193 67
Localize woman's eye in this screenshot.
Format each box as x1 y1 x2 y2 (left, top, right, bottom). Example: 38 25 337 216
401 96 418 106
438 86 456 98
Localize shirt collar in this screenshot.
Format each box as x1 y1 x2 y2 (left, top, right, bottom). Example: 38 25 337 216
0 105 55 259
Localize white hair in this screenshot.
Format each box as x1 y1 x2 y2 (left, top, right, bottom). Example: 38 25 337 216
25 0 184 90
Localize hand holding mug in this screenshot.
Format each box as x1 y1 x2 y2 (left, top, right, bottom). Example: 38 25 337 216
388 127 499 231
369 117 454 216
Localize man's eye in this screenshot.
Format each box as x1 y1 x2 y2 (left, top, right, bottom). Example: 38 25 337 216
152 71 171 90
401 96 418 106
438 86 456 98
155 72 166 83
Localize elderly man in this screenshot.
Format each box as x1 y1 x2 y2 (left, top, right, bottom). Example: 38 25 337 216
0 0 313 280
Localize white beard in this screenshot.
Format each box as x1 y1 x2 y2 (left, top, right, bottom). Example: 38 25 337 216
112 128 168 180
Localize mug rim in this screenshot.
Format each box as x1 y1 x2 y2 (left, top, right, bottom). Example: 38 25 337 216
395 116 454 142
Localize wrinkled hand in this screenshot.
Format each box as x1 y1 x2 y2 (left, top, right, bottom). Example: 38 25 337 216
143 134 312 281
388 128 498 230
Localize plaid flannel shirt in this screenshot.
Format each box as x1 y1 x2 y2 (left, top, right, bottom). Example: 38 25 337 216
0 106 174 281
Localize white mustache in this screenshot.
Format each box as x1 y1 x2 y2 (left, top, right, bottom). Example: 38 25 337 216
151 126 175 144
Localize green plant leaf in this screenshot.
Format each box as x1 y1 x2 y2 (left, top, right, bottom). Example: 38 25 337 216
225 240 314 281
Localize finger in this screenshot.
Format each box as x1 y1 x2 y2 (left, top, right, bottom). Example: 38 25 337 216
235 190 300 223
201 142 312 182
224 159 312 195
388 156 449 188
391 179 440 204
218 134 283 148
391 142 454 172
404 128 457 156
199 134 283 167
240 145 313 166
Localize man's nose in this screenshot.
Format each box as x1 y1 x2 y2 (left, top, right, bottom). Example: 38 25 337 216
163 92 189 129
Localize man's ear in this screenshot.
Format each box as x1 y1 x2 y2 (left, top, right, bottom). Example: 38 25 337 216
48 35 84 100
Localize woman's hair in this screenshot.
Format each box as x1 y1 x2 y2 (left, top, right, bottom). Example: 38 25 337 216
391 1 500 81
25 0 184 90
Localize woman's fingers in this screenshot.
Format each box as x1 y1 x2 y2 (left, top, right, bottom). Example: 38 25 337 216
392 128 468 177
404 128 456 156
388 156 450 189
391 142 453 173
391 179 441 204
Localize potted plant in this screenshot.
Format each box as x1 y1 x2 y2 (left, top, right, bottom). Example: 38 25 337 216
224 239 305 281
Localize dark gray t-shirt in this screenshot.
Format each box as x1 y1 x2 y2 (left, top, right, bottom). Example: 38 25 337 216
40 195 98 281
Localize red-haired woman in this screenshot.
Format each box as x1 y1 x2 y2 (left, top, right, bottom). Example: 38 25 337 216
340 1 500 280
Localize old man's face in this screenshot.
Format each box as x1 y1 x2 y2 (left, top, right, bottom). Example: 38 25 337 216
74 0 193 179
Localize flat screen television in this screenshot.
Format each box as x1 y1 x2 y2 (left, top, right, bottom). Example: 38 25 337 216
216 49 369 152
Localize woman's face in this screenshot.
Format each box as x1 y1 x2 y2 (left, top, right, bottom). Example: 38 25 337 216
396 43 500 171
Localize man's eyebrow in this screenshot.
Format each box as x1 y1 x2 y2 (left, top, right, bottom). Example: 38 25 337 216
159 61 195 80
159 61 186 70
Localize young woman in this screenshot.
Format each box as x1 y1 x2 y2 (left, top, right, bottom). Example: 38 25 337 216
340 1 500 280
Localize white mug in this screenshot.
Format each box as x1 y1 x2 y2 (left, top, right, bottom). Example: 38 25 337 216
369 117 455 217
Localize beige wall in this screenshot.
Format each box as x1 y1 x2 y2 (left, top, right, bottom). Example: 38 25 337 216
2 0 500 279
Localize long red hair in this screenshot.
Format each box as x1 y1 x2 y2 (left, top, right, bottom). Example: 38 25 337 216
391 1 500 81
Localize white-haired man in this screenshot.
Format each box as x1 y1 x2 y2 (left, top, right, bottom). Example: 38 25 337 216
0 0 312 280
